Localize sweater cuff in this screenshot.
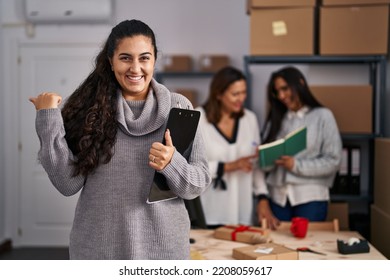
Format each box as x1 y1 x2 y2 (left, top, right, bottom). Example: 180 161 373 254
255 194 269 201
217 162 224 177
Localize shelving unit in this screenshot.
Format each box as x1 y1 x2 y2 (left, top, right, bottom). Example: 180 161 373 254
243 55 387 238
244 55 386 135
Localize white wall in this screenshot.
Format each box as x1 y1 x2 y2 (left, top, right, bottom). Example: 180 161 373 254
0 0 389 244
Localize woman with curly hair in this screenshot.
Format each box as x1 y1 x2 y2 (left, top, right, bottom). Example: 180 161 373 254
29 19 211 259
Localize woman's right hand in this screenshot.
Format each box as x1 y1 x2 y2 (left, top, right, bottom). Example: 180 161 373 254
225 154 257 173
257 199 280 230
29 92 62 110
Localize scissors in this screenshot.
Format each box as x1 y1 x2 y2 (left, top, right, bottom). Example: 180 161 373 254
297 247 326 255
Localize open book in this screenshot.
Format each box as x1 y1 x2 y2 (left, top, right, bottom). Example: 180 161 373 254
258 126 307 169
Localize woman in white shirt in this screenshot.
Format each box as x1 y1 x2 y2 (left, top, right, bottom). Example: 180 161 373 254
196 66 267 227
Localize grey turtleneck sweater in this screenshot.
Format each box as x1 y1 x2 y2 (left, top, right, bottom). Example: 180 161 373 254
35 79 211 259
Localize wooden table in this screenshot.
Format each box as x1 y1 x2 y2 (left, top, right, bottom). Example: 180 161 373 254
190 229 387 260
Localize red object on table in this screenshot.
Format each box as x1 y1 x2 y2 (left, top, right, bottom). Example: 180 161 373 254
290 217 309 238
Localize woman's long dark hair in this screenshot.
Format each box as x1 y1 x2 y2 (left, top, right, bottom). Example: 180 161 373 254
261 66 322 143
203 66 246 124
61 19 158 176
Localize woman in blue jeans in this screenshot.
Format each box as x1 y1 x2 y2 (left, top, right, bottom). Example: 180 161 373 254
257 66 342 229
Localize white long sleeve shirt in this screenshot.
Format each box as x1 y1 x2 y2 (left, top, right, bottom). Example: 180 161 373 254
196 107 267 225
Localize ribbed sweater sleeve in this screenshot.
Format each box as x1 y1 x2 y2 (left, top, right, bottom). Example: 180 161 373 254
36 108 85 196
292 108 342 177
160 129 211 199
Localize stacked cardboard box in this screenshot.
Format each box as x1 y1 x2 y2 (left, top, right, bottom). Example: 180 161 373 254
248 0 316 55
371 138 390 259
247 0 389 55
319 0 390 55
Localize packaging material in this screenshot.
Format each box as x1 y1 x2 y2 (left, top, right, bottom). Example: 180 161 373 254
250 7 315 55
370 204 390 259
321 0 390 6
233 243 298 260
310 85 372 134
214 225 270 244
175 88 198 108
198 55 229 72
162 55 192 72
374 138 390 214
319 5 389 55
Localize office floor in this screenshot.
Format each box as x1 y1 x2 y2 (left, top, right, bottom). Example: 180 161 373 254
0 247 69 260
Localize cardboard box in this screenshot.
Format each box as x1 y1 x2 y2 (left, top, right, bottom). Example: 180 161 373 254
374 138 390 214
162 55 192 72
370 204 390 259
247 0 316 14
214 225 270 244
250 7 315 55
251 0 316 8
310 85 372 134
175 88 198 108
322 0 390 6
319 5 389 55
198 55 229 72
233 243 298 260
327 202 349 230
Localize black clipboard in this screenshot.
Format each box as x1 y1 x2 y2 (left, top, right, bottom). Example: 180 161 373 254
147 107 200 203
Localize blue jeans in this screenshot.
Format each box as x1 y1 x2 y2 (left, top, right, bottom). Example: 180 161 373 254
269 199 328 221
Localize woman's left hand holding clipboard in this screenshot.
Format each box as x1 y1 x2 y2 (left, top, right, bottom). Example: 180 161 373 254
149 129 175 171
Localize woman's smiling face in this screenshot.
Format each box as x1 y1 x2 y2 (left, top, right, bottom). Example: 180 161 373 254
110 35 156 101
274 77 303 112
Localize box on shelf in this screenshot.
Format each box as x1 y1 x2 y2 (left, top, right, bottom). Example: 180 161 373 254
233 243 298 260
371 204 390 259
374 138 390 214
319 5 389 55
198 55 229 72
247 0 316 14
214 225 270 244
321 0 390 6
162 55 192 72
175 88 198 108
251 0 316 8
250 5 315 55
310 85 372 134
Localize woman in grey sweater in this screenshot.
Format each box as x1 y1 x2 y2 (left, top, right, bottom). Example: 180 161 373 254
257 66 342 230
28 19 211 259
